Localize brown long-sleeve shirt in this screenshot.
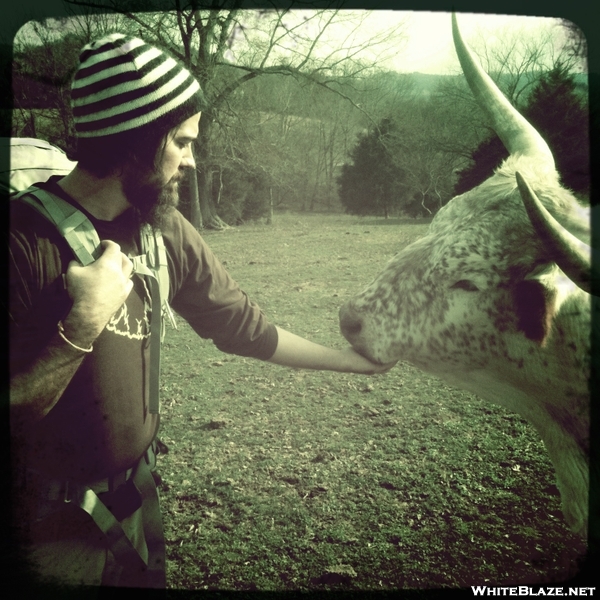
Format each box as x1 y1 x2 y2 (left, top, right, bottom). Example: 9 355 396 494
9 177 278 482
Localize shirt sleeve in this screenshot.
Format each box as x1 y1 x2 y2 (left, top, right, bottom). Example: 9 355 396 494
9 200 74 375
162 211 279 361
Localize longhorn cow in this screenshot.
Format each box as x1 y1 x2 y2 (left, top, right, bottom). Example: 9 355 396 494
339 14 594 536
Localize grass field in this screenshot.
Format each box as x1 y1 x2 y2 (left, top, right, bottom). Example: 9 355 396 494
156 212 586 592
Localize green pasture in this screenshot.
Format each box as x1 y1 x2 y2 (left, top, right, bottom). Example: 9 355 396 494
157 213 585 592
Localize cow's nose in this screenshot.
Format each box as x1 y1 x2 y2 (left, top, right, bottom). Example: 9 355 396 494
339 303 363 342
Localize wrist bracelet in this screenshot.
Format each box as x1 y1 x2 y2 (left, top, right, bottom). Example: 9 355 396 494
57 321 94 353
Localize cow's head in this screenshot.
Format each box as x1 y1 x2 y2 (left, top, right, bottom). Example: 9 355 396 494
339 158 591 369
339 14 592 535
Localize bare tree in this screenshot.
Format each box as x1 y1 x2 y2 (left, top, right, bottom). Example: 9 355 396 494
557 18 587 72
57 0 407 228
370 95 461 217
434 18 583 161
12 20 81 149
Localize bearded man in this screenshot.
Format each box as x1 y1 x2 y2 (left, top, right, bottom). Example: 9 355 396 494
9 34 390 590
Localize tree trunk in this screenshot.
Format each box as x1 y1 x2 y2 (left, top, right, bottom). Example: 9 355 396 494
188 168 202 230
194 120 228 230
266 187 273 225
25 109 37 138
197 164 229 230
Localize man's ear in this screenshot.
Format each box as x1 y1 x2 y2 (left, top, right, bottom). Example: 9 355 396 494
513 265 558 346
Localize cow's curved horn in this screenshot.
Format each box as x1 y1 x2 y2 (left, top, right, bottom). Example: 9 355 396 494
515 172 596 295
452 13 554 167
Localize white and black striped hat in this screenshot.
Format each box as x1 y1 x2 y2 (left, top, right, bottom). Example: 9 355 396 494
72 33 203 138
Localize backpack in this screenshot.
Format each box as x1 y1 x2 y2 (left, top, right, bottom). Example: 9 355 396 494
7 137 174 415
1 137 76 194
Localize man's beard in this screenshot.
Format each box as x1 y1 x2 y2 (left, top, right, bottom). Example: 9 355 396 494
122 168 184 229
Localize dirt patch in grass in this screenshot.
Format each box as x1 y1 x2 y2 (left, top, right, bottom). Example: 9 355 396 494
157 213 587 591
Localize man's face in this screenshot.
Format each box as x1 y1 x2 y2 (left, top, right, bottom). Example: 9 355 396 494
122 112 201 227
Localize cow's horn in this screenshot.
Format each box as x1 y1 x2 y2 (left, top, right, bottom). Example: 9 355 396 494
515 172 596 294
452 13 555 167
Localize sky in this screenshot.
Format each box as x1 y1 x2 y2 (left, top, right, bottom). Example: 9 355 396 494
347 11 572 75
226 9 577 76
13 9 577 76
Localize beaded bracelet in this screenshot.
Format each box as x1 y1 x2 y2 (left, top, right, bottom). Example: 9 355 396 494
57 321 94 353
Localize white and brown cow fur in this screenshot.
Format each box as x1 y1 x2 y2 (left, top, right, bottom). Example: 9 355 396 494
339 17 591 536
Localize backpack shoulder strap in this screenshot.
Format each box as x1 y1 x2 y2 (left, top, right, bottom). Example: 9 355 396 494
149 228 177 332
15 186 101 265
135 225 177 333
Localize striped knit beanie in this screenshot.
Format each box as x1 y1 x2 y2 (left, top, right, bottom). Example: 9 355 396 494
72 33 203 138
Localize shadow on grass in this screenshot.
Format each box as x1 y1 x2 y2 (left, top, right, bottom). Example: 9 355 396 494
358 217 434 227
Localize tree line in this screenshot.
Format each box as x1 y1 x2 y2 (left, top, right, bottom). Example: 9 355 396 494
339 64 589 218
10 4 589 226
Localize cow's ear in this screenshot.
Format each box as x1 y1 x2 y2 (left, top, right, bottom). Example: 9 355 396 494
513 267 558 346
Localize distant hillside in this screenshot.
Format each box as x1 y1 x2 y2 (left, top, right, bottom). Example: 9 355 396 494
406 72 458 96
406 71 589 101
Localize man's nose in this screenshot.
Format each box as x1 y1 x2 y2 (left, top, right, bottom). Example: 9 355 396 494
181 145 195 169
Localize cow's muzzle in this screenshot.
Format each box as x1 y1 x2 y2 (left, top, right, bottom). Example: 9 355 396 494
339 302 364 345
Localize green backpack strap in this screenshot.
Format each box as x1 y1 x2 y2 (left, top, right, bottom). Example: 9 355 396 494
132 227 178 415
15 186 101 265
137 225 177 335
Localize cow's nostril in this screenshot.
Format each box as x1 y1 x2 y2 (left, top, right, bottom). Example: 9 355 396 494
345 320 362 336
339 306 363 340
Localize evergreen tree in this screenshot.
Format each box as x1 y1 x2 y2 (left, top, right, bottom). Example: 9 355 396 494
453 136 507 197
523 64 589 194
337 118 405 218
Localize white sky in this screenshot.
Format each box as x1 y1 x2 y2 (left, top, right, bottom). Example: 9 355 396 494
356 11 571 74
235 9 577 75
15 10 576 76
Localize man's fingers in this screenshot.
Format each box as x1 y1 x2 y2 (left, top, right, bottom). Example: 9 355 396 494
124 277 135 296
121 253 134 279
98 240 133 278
99 239 121 254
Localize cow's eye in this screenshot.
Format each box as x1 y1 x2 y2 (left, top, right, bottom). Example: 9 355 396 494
451 279 479 292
